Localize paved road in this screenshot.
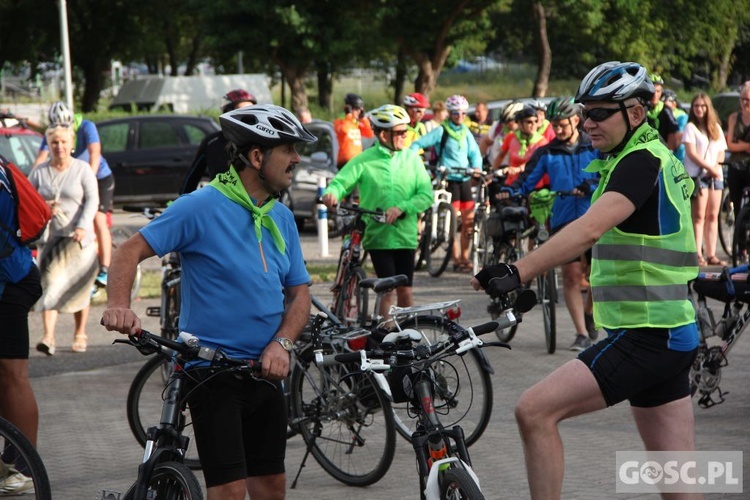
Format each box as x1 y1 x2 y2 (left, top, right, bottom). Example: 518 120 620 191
25 215 749 499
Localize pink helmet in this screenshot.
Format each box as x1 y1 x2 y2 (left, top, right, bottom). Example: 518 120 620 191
445 95 469 112
403 92 430 109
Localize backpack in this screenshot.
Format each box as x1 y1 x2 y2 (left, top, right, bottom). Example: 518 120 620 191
0 155 52 245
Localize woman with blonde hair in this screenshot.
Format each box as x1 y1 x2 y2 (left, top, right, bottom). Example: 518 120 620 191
682 92 727 265
28 125 98 354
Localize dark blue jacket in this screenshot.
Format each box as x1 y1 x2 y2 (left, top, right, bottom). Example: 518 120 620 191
0 164 34 296
515 132 600 230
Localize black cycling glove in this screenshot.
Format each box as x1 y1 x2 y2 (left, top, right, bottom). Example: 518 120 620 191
473 263 521 295
575 181 591 195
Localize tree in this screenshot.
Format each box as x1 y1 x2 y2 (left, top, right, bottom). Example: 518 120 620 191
531 1 551 97
379 0 503 99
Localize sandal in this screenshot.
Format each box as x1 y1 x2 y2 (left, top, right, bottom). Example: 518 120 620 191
36 340 55 356
452 262 473 273
71 334 88 353
706 256 727 266
697 256 707 266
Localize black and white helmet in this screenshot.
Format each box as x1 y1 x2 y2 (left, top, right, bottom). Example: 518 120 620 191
501 101 524 122
48 101 74 127
220 105 317 150
575 61 654 104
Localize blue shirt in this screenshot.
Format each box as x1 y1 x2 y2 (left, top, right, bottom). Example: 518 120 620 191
40 120 112 179
139 187 310 361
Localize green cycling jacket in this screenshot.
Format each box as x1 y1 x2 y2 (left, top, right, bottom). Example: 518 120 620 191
585 123 698 329
324 142 433 250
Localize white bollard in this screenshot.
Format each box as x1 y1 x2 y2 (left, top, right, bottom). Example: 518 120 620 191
316 177 329 257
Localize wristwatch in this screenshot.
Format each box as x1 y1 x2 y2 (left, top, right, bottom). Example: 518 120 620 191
273 337 294 353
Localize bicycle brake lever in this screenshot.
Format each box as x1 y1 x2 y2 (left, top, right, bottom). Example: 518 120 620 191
478 341 512 350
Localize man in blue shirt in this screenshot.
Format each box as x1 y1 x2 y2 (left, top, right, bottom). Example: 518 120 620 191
102 105 316 499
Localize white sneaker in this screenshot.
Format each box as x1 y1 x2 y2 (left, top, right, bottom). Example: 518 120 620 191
0 469 35 496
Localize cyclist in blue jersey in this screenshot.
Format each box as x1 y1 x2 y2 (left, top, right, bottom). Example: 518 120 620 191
410 94 482 272
102 105 315 500
34 102 114 288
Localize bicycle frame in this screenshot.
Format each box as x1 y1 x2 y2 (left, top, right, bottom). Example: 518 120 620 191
429 168 453 242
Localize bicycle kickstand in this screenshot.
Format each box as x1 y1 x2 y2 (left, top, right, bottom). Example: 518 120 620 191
290 421 322 489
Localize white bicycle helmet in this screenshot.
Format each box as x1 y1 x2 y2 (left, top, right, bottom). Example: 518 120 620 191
445 95 469 112
575 61 654 103
367 105 410 129
48 101 74 127
530 99 547 111
220 105 317 149
500 101 524 122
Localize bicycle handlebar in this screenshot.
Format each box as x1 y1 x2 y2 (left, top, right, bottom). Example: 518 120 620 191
113 329 261 371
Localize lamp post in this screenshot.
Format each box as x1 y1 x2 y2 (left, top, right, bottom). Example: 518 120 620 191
57 0 74 109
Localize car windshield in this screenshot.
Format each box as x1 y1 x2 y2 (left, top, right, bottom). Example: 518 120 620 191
0 132 42 175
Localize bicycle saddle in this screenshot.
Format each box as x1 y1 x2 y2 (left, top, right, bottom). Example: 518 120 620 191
381 329 423 344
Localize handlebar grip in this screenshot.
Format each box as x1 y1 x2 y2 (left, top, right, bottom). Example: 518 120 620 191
333 351 365 364
471 321 500 336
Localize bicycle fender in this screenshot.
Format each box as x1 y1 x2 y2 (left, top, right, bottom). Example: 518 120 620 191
423 457 481 499
372 372 394 401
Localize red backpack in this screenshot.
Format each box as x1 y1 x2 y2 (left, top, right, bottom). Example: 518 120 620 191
0 155 52 245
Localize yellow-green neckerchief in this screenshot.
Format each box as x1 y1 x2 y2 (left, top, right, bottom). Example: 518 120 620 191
209 165 285 254
514 129 543 157
441 120 468 149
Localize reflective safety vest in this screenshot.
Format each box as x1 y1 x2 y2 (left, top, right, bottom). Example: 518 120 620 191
585 123 698 329
646 101 664 132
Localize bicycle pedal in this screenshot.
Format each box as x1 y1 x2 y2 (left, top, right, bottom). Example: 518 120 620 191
146 306 161 317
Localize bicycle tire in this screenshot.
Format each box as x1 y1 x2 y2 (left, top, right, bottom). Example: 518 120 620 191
123 461 203 500
112 226 142 300
415 212 429 271
440 467 484 500
732 205 750 267
490 241 518 343
393 316 493 447
470 210 487 273
289 345 396 487
0 417 51 500
161 272 181 341
718 186 734 257
126 357 201 470
426 202 457 277
335 266 367 326
540 269 557 354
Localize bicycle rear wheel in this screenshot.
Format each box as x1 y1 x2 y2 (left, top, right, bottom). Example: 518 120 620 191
718 186 734 257
289 346 396 487
0 417 51 499
426 202 456 277
393 316 492 447
440 467 484 500
470 210 487 273
126 357 201 469
539 269 557 354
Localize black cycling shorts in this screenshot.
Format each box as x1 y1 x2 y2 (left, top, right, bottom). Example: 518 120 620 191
368 249 416 286
97 174 115 213
577 327 697 408
182 368 287 487
0 265 42 359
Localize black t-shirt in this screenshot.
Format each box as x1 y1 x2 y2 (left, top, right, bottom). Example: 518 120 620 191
180 131 231 194
603 149 662 235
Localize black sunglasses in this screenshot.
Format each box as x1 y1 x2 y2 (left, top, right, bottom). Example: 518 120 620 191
582 105 636 123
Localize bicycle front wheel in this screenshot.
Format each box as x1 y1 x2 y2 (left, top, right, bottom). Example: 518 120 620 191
126 357 201 469
490 241 518 343
335 266 367 326
539 269 557 354
0 417 51 499
394 316 493 447
440 468 484 500
470 210 487 273
718 186 734 257
289 346 396 487
426 202 456 277
122 461 203 500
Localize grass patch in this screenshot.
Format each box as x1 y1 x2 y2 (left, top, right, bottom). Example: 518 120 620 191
91 263 370 305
